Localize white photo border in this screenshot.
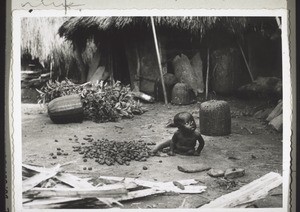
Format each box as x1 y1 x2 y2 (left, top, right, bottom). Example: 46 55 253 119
10 9 291 212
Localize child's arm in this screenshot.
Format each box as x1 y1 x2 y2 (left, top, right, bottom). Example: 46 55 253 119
194 132 205 156
151 139 171 154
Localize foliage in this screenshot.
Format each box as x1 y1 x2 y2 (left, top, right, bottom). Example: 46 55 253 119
37 79 147 123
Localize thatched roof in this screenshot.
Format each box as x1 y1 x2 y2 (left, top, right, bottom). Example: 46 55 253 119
58 17 250 42
22 17 73 63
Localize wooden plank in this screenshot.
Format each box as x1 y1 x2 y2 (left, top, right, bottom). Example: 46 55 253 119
23 197 81 207
269 114 283 131
23 164 52 173
24 186 128 198
54 173 94 189
98 176 198 187
116 188 165 201
201 172 282 208
98 176 205 193
266 101 282 122
22 164 60 192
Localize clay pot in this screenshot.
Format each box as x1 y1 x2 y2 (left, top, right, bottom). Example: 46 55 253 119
171 83 196 105
154 73 178 102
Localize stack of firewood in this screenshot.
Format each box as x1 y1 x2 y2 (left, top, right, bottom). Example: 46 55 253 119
21 65 50 88
266 100 283 132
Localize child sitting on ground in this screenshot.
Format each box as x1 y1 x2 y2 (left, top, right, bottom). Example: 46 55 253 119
152 112 204 156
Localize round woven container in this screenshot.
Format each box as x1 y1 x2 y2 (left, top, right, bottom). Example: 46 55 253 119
154 73 178 102
171 83 196 105
48 94 84 124
199 100 231 136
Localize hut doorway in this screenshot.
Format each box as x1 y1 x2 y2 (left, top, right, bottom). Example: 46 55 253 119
111 40 131 86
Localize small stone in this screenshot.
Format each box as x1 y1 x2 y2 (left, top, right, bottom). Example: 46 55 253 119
57 152 62 156
88 167 92 170
83 167 87 170
143 166 148 170
207 169 225 177
57 148 61 151
83 159 87 162
52 156 57 159
49 153 54 156
54 139 58 142
63 153 68 156
159 160 162 163
224 168 245 179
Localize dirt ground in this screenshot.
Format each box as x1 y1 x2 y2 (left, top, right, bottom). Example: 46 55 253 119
22 97 283 209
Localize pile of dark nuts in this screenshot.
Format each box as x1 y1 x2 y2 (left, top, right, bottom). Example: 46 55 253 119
72 137 155 166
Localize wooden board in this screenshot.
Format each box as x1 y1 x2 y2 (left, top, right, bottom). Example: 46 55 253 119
269 113 283 131
23 164 60 192
201 172 282 208
24 187 128 198
266 101 282 122
54 173 94 189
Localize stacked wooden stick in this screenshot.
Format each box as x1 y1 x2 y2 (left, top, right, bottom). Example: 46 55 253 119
21 67 50 89
266 100 283 132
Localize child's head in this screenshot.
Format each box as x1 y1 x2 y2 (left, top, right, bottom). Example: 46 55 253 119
174 112 196 132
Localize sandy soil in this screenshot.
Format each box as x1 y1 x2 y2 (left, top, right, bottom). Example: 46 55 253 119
22 98 283 209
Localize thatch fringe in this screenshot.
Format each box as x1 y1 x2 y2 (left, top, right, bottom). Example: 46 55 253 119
21 17 99 82
21 17 72 63
58 17 250 42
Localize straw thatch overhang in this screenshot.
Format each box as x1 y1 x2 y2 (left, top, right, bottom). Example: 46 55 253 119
58 17 250 43
57 16 281 92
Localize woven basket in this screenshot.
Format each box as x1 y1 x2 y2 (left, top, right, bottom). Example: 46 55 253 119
171 83 196 105
48 94 84 124
199 100 231 136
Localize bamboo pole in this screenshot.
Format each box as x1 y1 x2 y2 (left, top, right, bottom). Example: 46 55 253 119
237 41 254 82
205 48 210 100
150 17 168 104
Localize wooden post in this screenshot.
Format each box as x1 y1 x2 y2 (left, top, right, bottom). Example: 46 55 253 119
205 48 210 100
150 17 168 104
134 44 140 91
237 41 254 82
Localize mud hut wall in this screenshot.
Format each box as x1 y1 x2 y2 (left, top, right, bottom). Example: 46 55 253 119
137 34 162 95
200 31 251 94
246 33 282 79
124 36 141 91
123 32 163 95
111 36 131 86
